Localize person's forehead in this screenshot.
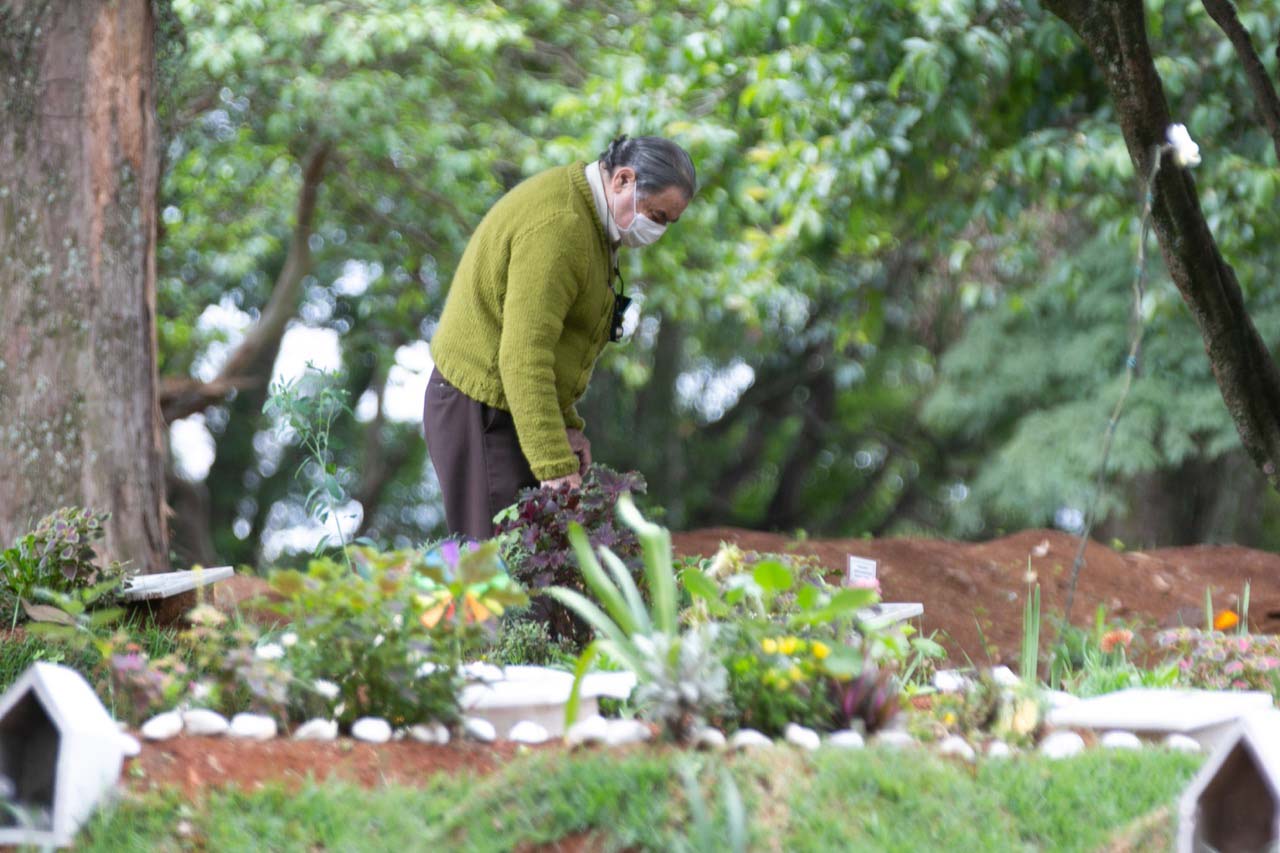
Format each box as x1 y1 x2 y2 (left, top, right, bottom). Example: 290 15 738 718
647 186 688 218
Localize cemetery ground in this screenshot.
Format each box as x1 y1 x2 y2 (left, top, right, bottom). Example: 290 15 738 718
11 524 1274 850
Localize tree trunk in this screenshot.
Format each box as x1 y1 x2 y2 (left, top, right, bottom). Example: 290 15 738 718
1044 0 1280 492
0 0 168 572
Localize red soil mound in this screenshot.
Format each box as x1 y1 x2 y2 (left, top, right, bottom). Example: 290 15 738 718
671 527 1280 663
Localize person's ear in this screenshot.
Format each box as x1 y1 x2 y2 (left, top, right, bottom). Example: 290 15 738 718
610 166 635 194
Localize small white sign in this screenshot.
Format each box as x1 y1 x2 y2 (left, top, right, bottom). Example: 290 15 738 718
847 555 877 586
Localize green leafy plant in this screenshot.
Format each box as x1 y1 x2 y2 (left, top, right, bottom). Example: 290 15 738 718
0 507 132 628
549 494 728 742
267 542 525 727
496 465 647 648
682 542 911 735
264 366 356 568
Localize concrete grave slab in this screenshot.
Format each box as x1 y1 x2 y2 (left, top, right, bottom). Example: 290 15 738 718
856 602 924 630
121 566 234 601
460 666 636 738
0 663 123 848
1048 688 1273 752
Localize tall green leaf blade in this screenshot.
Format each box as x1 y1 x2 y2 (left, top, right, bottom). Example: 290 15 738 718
567 523 638 635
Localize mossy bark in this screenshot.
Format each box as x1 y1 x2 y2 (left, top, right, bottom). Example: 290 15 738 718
0 0 169 572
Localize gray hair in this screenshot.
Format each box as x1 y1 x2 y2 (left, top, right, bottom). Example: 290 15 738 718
599 135 697 200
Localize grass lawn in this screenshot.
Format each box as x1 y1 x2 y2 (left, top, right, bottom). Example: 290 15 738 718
81 746 1200 852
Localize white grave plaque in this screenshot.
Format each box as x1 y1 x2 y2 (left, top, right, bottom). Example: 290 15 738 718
847 555 877 586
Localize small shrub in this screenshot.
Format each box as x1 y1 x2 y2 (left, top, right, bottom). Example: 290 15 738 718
496 465 647 648
267 542 525 727
1157 627 1280 697
0 507 132 626
488 611 576 666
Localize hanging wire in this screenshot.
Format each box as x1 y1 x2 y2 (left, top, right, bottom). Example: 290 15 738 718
1062 142 1170 623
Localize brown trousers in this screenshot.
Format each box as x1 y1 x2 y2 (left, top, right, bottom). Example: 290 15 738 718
423 368 538 540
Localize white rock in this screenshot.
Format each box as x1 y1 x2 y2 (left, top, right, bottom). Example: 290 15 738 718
990 666 1020 688
409 722 451 745
605 719 651 747
986 741 1013 759
937 735 976 761
871 730 916 749
1043 690 1079 709
827 730 866 749
729 728 772 751
508 720 550 745
693 727 727 751
229 713 277 740
933 670 968 693
118 733 142 758
462 662 504 683
463 717 497 743
566 715 610 747
292 719 338 741
1039 731 1085 759
140 710 183 741
1162 733 1201 753
1100 730 1143 751
784 723 821 751
182 709 229 737
351 717 392 744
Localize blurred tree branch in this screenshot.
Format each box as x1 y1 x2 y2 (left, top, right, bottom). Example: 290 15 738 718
160 142 331 423
1201 0 1280 162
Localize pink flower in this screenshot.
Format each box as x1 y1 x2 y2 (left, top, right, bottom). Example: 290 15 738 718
1225 661 1245 674
1232 680 1249 689
1260 657 1280 671
1179 659 1192 671
849 577 881 592
1237 637 1251 653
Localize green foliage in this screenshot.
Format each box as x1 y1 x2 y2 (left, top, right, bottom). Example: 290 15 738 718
264 367 356 564
549 494 728 741
910 675 1044 748
1047 609 1176 698
77 749 1203 852
0 507 131 627
267 542 521 726
485 611 576 667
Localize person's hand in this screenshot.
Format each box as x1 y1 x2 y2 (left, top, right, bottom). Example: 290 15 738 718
566 428 592 475
541 472 583 490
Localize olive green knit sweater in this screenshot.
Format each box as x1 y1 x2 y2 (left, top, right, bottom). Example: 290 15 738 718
429 162 614 480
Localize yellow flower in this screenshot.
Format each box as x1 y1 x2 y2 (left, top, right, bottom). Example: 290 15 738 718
812 641 830 660
788 665 804 683
943 712 957 727
779 637 798 656
761 638 778 655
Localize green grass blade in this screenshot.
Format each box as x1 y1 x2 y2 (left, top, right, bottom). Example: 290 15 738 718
617 494 676 635
564 641 601 730
545 586 638 668
599 547 650 635
567 523 638 635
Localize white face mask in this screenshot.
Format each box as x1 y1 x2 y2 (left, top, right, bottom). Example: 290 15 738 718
615 183 667 248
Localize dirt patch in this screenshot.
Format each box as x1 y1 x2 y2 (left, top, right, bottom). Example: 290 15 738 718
126 736 555 796
672 527 1280 664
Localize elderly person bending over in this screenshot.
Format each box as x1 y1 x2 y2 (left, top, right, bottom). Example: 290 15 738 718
424 135 697 539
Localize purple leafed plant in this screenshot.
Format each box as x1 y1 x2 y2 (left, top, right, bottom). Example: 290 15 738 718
496 465 647 647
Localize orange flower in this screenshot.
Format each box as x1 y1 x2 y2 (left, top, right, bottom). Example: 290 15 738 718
1099 629 1134 654
1214 610 1240 631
